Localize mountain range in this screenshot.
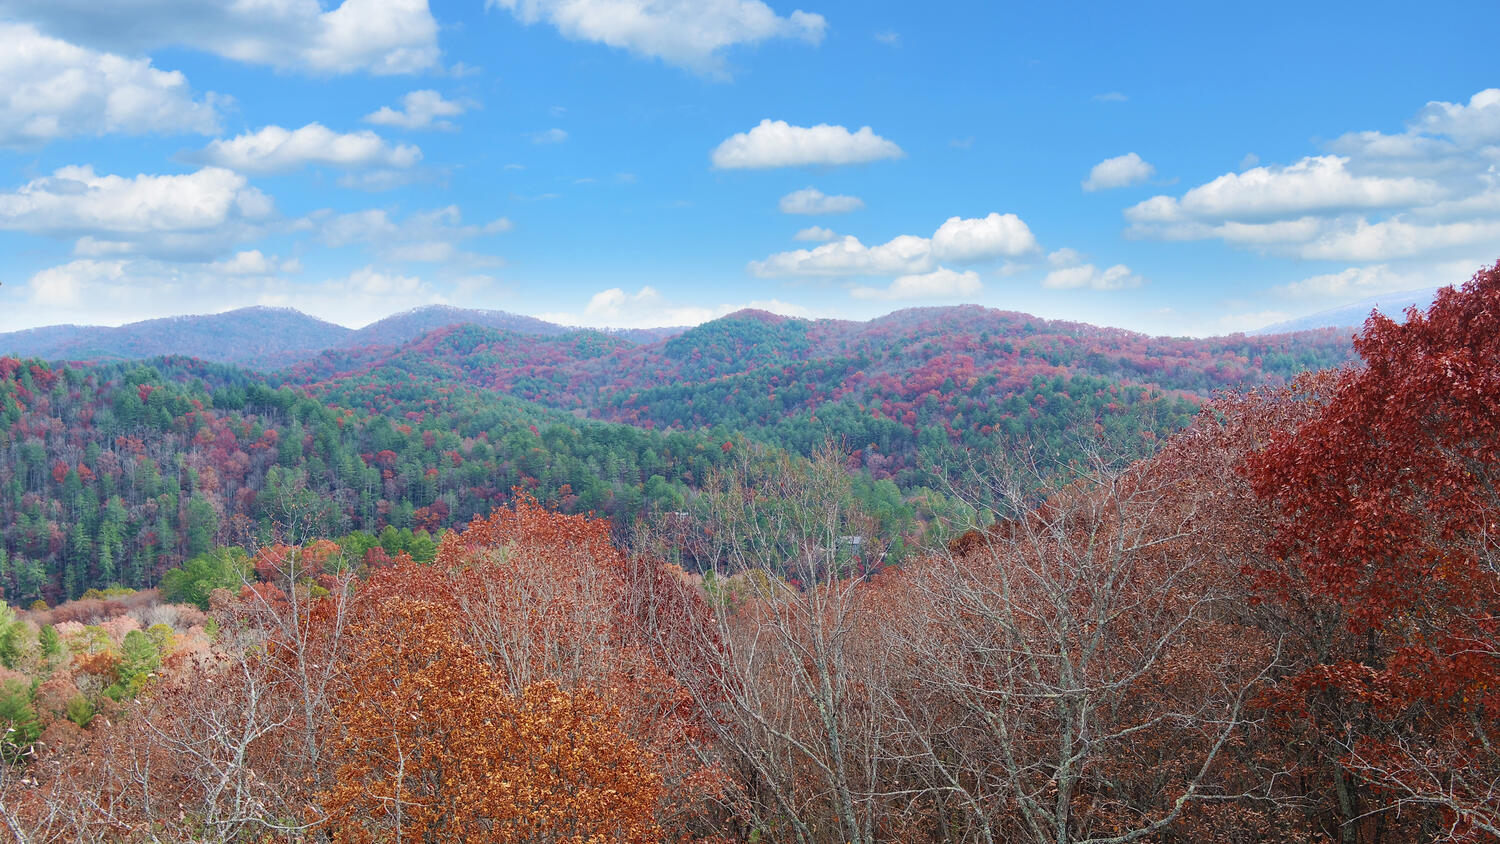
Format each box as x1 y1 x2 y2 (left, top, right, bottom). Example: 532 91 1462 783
0 305 681 370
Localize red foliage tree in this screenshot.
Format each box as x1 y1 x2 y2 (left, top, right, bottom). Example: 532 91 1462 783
1250 261 1500 840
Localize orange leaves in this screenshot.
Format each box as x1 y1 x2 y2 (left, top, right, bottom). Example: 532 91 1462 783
310 498 722 839
320 597 664 843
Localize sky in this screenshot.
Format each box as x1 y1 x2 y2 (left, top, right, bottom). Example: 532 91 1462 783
0 0 1496 337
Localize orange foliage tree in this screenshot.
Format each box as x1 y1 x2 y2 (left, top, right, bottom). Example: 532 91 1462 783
319 597 663 842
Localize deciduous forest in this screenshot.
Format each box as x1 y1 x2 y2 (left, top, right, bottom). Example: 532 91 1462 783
0 267 1493 842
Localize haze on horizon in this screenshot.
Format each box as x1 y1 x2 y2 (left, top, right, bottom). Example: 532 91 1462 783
0 0 1494 338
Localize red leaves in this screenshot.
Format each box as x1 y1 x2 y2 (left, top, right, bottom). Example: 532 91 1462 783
1246 259 1500 837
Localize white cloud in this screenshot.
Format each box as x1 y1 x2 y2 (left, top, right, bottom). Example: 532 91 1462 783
195 123 421 174
1294 217 1500 261
850 267 981 300
531 127 569 144
1127 155 1442 224
793 225 837 242
538 285 812 328
363 89 467 130
1082 152 1154 191
319 205 511 264
1123 91 1500 270
4 0 440 76
0 165 272 261
779 187 864 214
210 250 280 275
26 259 121 307
1042 264 1142 290
931 213 1038 262
751 234 935 277
1093 92 1128 103
712 119 903 169
751 212 1037 277
0 23 221 147
1411 88 1500 146
488 0 826 76
873 30 900 46
1047 247 1084 267
1041 248 1143 290
1274 264 1412 300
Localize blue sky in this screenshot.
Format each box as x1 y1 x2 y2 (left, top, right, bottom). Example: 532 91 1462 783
0 0 1496 336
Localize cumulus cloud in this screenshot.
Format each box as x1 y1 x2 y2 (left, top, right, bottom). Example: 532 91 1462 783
26 259 122 307
751 234 933 277
1042 264 1142 290
778 187 864 214
3 0 440 75
210 250 281 275
364 90 467 130
1041 248 1143 290
1125 90 1500 274
712 120 903 169
488 0 826 76
539 285 812 328
194 123 422 174
1082 152 1154 191
531 127 569 144
931 213 1038 262
0 165 272 259
850 267 981 300
1294 217 1500 262
1272 258 1484 306
318 205 511 264
1411 88 1500 146
0 23 221 147
1127 156 1442 225
751 212 1037 278
793 225 837 241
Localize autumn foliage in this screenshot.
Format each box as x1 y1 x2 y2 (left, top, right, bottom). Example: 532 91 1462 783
2 263 1498 842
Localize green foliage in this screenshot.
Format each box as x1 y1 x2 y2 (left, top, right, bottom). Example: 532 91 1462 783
0 606 27 670
145 623 174 656
0 678 38 763
37 625 60 661
64 694 93 729
160 547 250 610
106 629 160 701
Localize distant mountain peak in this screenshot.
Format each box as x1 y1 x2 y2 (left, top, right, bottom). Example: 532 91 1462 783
1252 287 1443 336
721 308 795 324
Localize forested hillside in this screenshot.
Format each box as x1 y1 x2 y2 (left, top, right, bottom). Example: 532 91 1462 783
0 357 746 604
292 305 1357 479
0 263 1494 842
0 303 1358 604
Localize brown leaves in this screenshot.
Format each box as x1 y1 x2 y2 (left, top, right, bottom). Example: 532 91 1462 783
319 597 664 843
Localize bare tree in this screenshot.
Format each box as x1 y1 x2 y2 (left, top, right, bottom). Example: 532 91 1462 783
639 442 899 844
879 442 1283 843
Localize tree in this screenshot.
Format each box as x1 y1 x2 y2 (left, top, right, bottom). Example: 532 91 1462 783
160 546 250 609
639 441 897 844
1249 261 1500 840
319 597 664 842
876 441 1282 844
0 679 37 765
